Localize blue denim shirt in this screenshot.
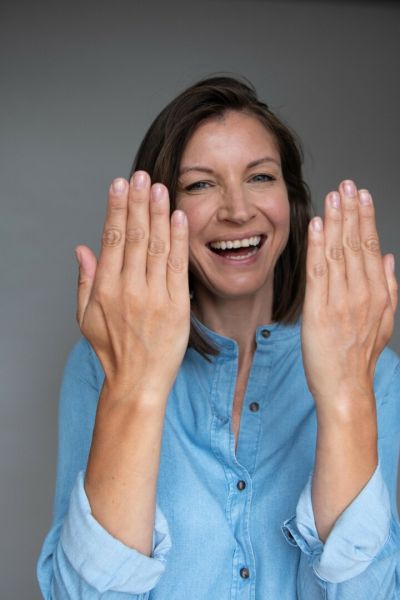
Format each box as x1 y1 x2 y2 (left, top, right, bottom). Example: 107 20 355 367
37 318 400 599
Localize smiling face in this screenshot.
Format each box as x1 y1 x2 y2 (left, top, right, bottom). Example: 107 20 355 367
176 110 290 306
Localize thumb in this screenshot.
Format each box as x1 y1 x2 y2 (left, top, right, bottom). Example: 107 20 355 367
383 253 398 314
75 245 97 326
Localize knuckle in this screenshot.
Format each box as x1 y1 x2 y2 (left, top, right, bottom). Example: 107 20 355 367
329 245 344 261
328 209 342 222
130 189 147 204
312 262 327 278
309 234 323 248
172 225 188 240
361 211 375 223
345 236 361 253
363 235 380 254
77 274 87 287
168 254 185 272
148 238 166 256
102 227 123 247
344 199 358 212
126 226 146 243
109 197 126 212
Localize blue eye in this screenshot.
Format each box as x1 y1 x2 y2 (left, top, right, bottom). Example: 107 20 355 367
250 173 275 183
185 181 212 192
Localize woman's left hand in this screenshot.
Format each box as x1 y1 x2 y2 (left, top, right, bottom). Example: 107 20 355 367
302 180 398 417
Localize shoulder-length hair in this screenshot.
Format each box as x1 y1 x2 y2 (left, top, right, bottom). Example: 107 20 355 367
130 76 313 361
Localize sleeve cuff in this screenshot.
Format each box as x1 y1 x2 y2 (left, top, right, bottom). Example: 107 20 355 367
60 471 171 594
281 462 394 583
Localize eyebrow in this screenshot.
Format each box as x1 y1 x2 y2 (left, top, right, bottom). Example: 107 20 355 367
179 156 281 176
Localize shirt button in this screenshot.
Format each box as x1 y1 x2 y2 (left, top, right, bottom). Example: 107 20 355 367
249 402 259 412
240 567 250 579
236 480 246 491
261 329 271 338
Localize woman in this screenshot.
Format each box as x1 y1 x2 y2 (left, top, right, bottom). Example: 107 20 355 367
37 76 400 599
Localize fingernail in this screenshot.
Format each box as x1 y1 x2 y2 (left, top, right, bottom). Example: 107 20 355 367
133 171 147 189
389 254 395 273
329 192 340 209
359 189 372 205
312 217 323 232
152 184 165 202
112 178 125 194
343 180 356 197
172 210 186 225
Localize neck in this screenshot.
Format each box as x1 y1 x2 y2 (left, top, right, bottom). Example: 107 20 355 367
191 286 273 361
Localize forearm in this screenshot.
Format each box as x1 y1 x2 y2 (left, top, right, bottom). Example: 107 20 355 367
312 397 378 543
85 378 169 556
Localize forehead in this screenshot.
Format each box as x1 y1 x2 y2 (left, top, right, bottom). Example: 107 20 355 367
181 110 280 163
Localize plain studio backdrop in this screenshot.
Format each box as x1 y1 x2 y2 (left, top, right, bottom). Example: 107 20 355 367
1 0 399 596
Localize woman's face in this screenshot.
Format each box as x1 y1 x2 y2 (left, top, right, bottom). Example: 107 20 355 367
176 110 290 302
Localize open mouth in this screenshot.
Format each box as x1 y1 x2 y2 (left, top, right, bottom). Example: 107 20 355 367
207 235 266 259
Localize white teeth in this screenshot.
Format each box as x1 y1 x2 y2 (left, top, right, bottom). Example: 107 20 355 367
210 235 261 250
225 248 258 261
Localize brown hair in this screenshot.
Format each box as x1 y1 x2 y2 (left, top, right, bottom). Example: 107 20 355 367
130 76 313 361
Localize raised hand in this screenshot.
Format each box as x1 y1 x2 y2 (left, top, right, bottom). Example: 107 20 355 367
75 172 190 396
302 180 397 414
73 173 189 553
302 180 398 542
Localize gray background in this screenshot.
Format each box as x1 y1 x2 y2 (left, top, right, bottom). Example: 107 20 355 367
1 0 399 597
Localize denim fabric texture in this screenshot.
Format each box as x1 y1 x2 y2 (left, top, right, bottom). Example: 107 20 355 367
37 318 400 599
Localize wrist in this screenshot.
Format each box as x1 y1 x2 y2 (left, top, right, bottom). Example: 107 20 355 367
315 399 378 448
101 375 172 409
314 386 376 423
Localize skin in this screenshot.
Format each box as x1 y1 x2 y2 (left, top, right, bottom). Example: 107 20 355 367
75 110 397 553
303 183 397 540
176 111 290 359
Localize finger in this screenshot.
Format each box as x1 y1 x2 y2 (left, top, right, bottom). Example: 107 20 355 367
122 171 150 281
383 254 398 313
96 178 128 281
339 180 367 294
167 210 189 303
75 245 97 326
323 191 347 304
146 183 171 287
375 254 397 351
305 217 328 311
358 189 386 288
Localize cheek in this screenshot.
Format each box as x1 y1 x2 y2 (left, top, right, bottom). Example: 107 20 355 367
265 194 290 229
277 205 290 227
182 205 209 240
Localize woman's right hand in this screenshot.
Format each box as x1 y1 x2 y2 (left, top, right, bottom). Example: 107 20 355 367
74 171 190 397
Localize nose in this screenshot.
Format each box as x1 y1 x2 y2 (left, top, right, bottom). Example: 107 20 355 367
216 183 256 224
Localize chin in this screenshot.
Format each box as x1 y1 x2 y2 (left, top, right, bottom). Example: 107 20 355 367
200 278 272 302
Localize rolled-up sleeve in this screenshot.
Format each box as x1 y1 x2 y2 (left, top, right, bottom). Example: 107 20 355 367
59 471 171 594
37 338 172 598
281 462 400 597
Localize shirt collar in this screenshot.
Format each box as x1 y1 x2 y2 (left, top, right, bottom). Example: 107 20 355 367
191 313 301 359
